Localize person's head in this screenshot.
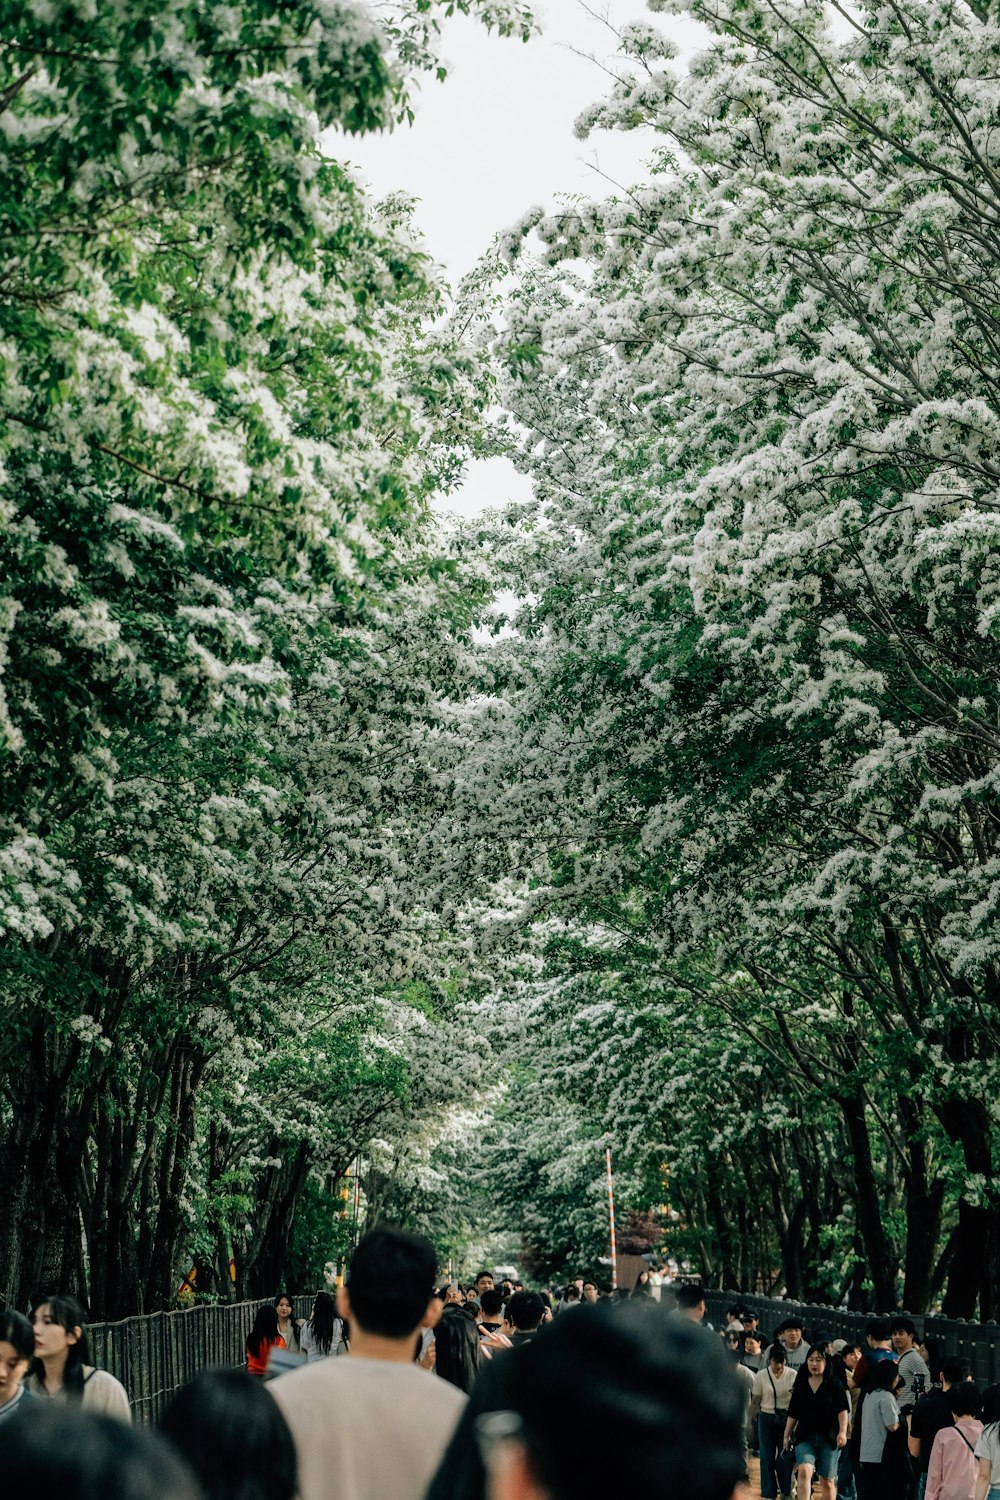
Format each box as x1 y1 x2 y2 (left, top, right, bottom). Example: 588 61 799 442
803 1345 829 1379
475 1272 495 1297
581 1280 598 1305
273 1294 294 1323
890 1316 918 1352
434 1308 483 1395
723 1330 741 1354
812 1331 834 1354
981 1384 1000 1427
865 1317 891 1346
562 1285 580 1304
743 1333 762 1356
637 1270 650 1286
31 1294 89 1393
0 1405 200 1500
871 1358 901 1392
479 1303 746 1500
246 1306 280 1358
507 1292 544 1333
513 1282 525 1293
341 1225 438 1340
307 1291 337 1356
768 1344 787 1374
948 1383 982 1421
481 1289 505 1320
941 1357 972 1390
675 1284 706 1321
778 1316 803 1349
160 1367 296 1500
0 1309 33 1407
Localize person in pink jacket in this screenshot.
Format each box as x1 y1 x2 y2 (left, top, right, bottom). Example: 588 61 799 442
927 1385 984 1500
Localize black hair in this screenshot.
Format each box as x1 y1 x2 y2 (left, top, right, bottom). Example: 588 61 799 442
246 1305 280 1359
507 1291 544 1331
29 1294 89 1396
306 1291 337 1358
941 1356 971 1386
889 1316 918 1338
790 1346 832 1399
0 1405 201 1500
768 1343 787 1365
563 1285 581 1302
273 1292 295 1314
511 1302 745 1500
870 1359 900 1391
675 1284 706 1310
777 1316 804 1333
160 1367 297 1500
479 1289 504 1318
346 1225 437 1338
0 1309 34 1362
949 1383 982 1420
474 1271 493 1284
434 1308 483 1395
981 1384 1000 1428
866 1317 891 1342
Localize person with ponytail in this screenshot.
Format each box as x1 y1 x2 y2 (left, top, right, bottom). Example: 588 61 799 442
25 1294 131 1420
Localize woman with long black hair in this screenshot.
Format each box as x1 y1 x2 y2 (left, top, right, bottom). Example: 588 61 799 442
433 1308 483 1396
24 1294 130 1419
246 1305 285 1377
299 1291 348 1362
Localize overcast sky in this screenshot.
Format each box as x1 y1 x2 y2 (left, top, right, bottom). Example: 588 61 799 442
326 0 708 515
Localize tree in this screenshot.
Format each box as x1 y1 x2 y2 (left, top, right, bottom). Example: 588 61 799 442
444 0 1000 1313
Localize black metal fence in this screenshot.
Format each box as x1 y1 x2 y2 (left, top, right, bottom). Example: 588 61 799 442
704 1290 1000 1386
88 1296 313 1422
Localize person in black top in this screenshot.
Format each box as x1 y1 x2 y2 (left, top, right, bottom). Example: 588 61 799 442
909 1357 972 1500
783 1345 850 1500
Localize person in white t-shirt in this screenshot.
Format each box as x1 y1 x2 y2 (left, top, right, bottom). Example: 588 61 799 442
973 1386 1000 1500
270 1226 466 1500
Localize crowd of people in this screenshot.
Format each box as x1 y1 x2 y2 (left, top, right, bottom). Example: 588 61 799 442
682 1294 1000 1500
1 1248 999 1500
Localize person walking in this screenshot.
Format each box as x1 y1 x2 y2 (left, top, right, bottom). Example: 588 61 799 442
783 1345 850 1500
274 1294 302 1355
751 1342 797 1500
926 1386 983 1500
269 1226 466 1500
858 1360 902 1500
0 1310 34 1424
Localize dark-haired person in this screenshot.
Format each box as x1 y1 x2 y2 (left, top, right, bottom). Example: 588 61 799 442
505 1292 543 1346
764 1316 809 1373
926 1385 982 1500
581 1279 598 1305
891 1319 930 1416
783 1346 850 1500
858 1359 902 1500
25 1295 131 1420
911 1358 973 1500
0 1309 34 1423
299 1291 347 1362
161 1366 297 1500
435 1309 483 1395
274 1294 302 1355
473 1272 495 1300
0 1405 199 1500
973 1385 1000 1500
478 1290 506 1339
270 1225 465 1500
673 1283 709 1326
854 1319 897 1392
751 1341 796 1500
246 1306 285 1377
427 1301 748 1500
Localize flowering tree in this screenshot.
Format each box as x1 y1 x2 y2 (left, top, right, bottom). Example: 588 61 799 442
448 0 1000 1314
0 0 519 1314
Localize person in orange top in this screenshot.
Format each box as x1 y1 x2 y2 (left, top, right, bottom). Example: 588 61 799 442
246 1306 285 1377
